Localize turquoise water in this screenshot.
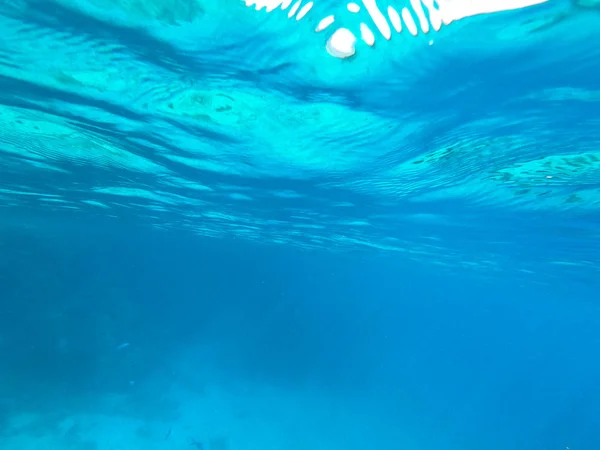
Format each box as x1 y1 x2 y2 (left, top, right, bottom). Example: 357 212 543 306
1 0 599 449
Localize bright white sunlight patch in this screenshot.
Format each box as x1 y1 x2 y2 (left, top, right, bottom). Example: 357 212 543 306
241 0 550 58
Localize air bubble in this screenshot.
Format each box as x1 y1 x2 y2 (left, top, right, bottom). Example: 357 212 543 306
326 28 357 59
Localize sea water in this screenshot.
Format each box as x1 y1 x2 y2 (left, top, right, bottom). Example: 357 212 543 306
0 1 599 449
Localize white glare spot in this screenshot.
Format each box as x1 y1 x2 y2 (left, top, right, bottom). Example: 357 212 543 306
388 6 402 32
401 7 418 36
296 1 313 20
446 0 549 21
422 0 442 30
410 0 430 33
326 28 357 58
288 0 302 18
362 0 392 40
315 14 335 32
347 2 360 12
360 23 375 46
244 0 284 12
437 0 454 25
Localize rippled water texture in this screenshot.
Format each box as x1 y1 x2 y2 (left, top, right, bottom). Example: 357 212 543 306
1 0 599 282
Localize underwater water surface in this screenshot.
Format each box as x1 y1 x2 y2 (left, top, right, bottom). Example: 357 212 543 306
1 0 600 449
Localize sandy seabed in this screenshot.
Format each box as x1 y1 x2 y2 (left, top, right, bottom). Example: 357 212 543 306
1 352 408 450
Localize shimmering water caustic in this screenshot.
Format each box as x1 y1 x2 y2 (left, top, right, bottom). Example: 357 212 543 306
244 0 551 58
0 0 599 283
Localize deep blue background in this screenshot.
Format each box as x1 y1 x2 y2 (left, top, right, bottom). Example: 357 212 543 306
2 213 599 449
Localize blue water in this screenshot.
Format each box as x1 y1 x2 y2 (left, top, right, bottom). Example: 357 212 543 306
1 0 600 449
